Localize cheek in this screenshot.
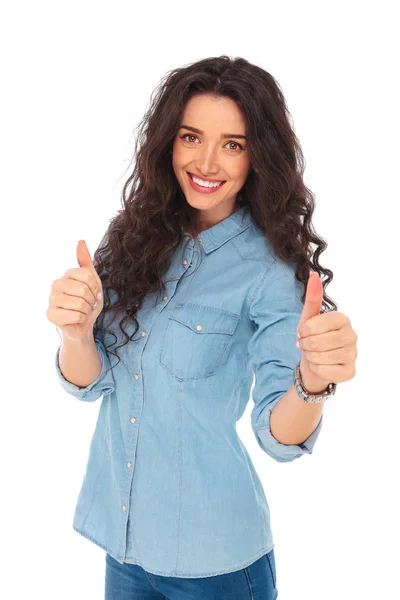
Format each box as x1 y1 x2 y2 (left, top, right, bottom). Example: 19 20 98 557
231 161 250 183
172 146 186 172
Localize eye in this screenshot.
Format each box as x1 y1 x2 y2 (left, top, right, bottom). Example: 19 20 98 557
226 141 244 151
179 134 244 151
181 134 199 144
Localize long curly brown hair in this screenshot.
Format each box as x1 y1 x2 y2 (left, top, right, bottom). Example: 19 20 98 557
92 55 337 372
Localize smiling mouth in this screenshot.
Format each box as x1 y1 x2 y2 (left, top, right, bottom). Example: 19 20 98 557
186 171 226 183
187 172 226 186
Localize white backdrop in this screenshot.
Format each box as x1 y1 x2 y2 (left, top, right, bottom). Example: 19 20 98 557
1 1 398 598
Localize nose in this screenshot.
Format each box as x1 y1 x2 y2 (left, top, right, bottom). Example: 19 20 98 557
194 144 220 176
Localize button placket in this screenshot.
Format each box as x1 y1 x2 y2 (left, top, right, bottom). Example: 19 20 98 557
127 326 148 485
124 416 137 511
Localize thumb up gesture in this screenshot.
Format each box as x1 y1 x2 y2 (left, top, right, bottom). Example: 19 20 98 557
46 240 104 342
296 272 358 393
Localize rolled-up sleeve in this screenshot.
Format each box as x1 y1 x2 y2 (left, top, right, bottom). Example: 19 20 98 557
248 258 323 463
55 328 116 402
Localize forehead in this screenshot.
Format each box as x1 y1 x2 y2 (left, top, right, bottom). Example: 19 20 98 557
181 94 246 132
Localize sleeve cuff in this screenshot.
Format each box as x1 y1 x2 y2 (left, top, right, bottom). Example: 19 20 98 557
55 339 115 402
252 396 324 463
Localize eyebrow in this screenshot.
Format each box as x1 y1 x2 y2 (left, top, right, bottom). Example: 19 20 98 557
179 124 247 141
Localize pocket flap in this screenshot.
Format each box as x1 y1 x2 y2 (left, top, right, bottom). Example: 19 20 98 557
169 303 240 335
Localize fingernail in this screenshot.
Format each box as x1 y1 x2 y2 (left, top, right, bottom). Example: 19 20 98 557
97 291 102 299
296 331 301 339
92 302 98 310
296 340 301 349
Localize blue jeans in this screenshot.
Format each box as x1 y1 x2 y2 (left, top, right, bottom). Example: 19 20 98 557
105 550 278 599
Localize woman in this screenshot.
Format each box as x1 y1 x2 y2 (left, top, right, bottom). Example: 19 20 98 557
49 55 358 599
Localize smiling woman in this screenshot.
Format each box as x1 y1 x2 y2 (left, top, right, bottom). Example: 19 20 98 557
54 54 339 600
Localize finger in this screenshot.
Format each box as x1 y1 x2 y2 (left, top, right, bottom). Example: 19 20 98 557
303 346 354 366
307 361 354 383
298 311 348 338
47 305 88 326
56 273 99 308
299 327 351 352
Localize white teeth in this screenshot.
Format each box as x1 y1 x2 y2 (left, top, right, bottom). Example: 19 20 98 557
191 174 223 188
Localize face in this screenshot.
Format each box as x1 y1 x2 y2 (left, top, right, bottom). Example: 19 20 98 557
172 94 251 233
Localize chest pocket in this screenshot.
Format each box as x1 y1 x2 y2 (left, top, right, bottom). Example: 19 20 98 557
159 303 240 381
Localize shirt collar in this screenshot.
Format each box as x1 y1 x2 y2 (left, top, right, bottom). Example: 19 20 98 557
185 205 254 254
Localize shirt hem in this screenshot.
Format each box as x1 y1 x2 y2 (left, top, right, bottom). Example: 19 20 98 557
72 524 274 578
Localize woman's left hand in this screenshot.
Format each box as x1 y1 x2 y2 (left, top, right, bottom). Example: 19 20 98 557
296 272 358 393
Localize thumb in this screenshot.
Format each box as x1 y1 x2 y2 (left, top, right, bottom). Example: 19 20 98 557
77 239 95 269
297 272 323 334
77 241 100 288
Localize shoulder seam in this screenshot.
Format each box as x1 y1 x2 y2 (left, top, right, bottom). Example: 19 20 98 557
249 258 278 305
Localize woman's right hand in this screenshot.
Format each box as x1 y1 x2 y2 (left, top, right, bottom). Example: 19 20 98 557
46 240 104 341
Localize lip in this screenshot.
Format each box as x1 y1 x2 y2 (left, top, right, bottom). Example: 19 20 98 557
187 172 227 194
187 172 226 183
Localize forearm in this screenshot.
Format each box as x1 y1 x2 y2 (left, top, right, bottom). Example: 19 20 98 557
59 331 102 388
270 382 324 446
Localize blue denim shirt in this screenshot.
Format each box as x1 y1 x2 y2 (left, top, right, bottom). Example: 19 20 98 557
55 204 323 578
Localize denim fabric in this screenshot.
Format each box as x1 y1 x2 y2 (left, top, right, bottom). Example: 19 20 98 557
55 204 323 578
105 549 278 599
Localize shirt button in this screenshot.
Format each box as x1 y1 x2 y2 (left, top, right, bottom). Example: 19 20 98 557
141 331 146 337
195 324 203 331
182 259 188 265
163 296 168 301
127 462 132 468
122 505 127 511
134 374 139 380
130 417 136 423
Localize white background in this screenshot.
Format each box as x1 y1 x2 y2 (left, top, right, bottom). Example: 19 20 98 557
1 1 398 598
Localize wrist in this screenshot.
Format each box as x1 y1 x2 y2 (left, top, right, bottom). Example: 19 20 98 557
62 329 95 345
299 367 330 394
